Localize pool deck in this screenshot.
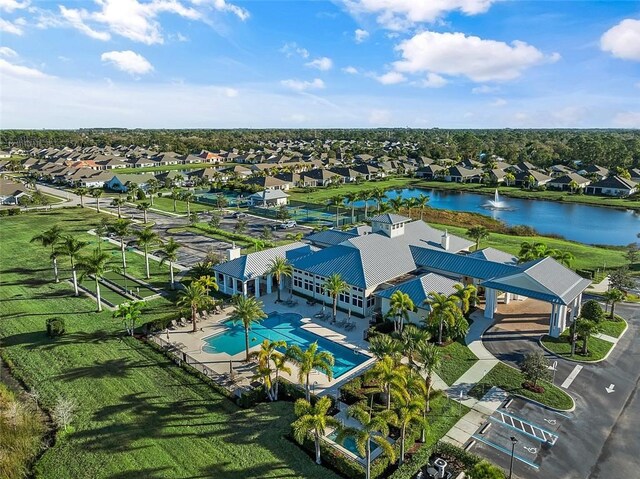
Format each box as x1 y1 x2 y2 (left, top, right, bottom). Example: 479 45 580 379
162 291 376 396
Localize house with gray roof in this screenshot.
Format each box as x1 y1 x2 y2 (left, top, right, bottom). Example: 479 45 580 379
247 189 289 207
547 173 590 191
585 176 637 197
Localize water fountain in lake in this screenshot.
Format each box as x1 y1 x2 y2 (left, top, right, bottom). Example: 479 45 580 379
484 189 511 210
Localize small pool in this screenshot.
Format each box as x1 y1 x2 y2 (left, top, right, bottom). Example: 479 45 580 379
203 312 369 378
326 431 379 458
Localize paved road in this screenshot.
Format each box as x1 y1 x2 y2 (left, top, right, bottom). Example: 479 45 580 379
483 303 640 479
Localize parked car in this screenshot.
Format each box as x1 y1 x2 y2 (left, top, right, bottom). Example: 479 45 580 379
279 220 297 229
232 212 247 218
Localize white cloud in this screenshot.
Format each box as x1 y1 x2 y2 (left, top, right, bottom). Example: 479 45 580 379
393 31 558 82
0 17 25 35
305 56 333 71
51 0 246 45
0 0 29 13
223 87 238 97
101 50 154 75
0 58 49 79
613 111 640 128
377 71 406 84
368 109 391 125
280 42 309 58
0 46 18 58
342 66 359 74
551 106 586 126
490 98 507 107
472 85 498 94
280 78 325 91
60 5 111 41
421 72 446 88
354 28 369 43
601 19 640 61
344 0 496 30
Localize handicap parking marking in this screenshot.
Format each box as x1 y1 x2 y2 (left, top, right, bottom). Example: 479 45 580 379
471 435 540 470
492 410 559 446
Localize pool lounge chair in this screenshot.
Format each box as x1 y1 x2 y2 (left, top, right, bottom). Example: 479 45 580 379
345 322 356 332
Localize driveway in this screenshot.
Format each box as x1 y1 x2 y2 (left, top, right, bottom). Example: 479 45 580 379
481 302 640 479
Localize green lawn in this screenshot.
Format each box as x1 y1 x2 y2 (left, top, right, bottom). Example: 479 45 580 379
598 319 627 338
0 208 340 479
468 363 574 410
429 223 627 272
435 341 479 386
115 162 237 174
541 332 614 362
288 177 420 203
149 196 213 214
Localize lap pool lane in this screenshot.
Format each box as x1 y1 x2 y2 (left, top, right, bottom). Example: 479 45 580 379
470 397 570 475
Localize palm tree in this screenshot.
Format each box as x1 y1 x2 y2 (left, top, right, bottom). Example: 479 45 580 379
415 193 429 221
250 339 287 401
111 196 126 218
338 405 396 479
388 197 404 213
424 292 462 344
113 300 142 336
287 342 334 401
452 283 477 314
327 195 343 227
387 290 415 333
603 288 625 319
170 188 181 213
518 241 550 262
135 227 160 279
415 341 442 420
231 296 267 361
90 188 103 212
271 353 292 401
146 178 159 206
291 397 341 465
74 187 89 207
358 189 373 218
267 257 293 303
31 226 63 282
323 273 349 322
568 180 579 193
550 249 575 268
158 238 181 289
181 191 195 216
137 201 151 223
77 248 112 312
368 334 403 364
177 282 215 332
108 219 132 272
392 386 425 465
344 192 359 223
575 319 602 355
57 235 88 296
504 172 515 186
404 197 418 217
94 219 110 253
190 261 213 281
397 324 431 366
467 226 489 251
371 188 386 212
195 274 218 295
366 355 409 410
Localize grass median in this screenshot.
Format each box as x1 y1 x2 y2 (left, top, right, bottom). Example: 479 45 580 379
541 332 614 362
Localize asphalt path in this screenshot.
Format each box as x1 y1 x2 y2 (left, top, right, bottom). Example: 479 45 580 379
483 303 640 479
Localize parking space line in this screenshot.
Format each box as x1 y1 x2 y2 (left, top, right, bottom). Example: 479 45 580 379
471 435 540 470
560 364 583 389
492 411 559 445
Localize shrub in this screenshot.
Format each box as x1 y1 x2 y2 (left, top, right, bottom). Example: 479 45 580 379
46 317 66 337
581 299 605 322
469 461 505 479
7 208 21 216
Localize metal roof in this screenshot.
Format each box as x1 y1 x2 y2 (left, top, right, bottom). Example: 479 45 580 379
411 247 519 279
306 229 358 247
467 247 518 265
375 273 459 306
369 213 410 225
213 242 315 281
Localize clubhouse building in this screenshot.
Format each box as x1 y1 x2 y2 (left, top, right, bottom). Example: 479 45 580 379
213 214 590 338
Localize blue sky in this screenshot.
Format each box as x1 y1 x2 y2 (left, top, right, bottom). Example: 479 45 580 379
1 0 639 128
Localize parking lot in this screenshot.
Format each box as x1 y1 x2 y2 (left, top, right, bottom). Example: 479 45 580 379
213 211 310 242
469 397 571 477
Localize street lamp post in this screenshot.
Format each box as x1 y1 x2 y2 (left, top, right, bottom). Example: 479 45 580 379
509 436 518 479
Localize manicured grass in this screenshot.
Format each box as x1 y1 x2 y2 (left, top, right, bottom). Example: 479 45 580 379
598 319 627 338
149 195 213 214
468 363 574 410
435 341 478 386
288 177 420 203
424 394 470 444
0 209 340 479
116 162 237 174
541 332 613 362
429 223 627 272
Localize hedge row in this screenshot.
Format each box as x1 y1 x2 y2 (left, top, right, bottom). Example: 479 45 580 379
194 223 277 248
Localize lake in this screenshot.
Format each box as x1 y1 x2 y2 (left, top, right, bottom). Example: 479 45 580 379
351 188 639 246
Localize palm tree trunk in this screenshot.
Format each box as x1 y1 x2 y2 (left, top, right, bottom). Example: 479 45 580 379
80 195 84 207
426 378 432 412
422 409 427 442
245 326 250 361
386 385 391 410
306 373 311 401
52 257 59 283
173 199 177 212
169 262 175 289
96 198 100 212
366 445 371 479
121 239 127 268
187 202 191 216
276 275 281 302
144 210 148 223
95 277 102 312
274 372 279 400
400 426 406 465
333 296 337 321
583 336 588 355
438 319 444 344
150 194 154 206
192 305 198 332
315 434 321 465
610 302 616 319
420 207 424 221
351 205 354 223
144 248 150 279
72 268 79 296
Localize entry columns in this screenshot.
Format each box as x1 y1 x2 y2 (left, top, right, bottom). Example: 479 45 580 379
254 277 261 298
484 288 498 320
549 303 568 338
266 274 273 294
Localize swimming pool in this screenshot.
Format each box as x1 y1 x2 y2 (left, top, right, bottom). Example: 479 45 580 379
326 431 379 458
203 312 369 378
